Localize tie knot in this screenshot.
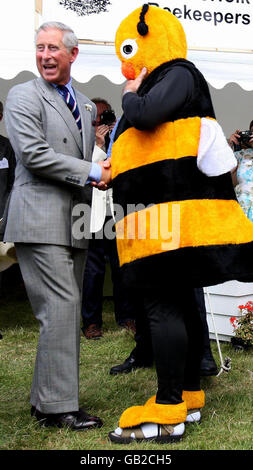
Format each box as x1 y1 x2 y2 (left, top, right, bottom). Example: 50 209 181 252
57 84 68 96
57 85 67 91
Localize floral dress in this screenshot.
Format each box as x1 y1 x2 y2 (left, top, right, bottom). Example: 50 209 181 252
235 148 253 223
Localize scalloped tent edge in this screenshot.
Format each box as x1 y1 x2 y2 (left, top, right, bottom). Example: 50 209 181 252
1 44 253 91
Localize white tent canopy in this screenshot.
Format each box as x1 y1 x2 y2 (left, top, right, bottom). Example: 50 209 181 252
1 42 253 91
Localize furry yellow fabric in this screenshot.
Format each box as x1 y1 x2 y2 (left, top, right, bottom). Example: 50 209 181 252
116 199 253 267
115 6 187 80
145 391 205 410
182 390 205 410
119 401 187 428
111 117 201 179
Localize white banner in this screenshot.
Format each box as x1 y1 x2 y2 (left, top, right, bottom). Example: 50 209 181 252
40 0 253 51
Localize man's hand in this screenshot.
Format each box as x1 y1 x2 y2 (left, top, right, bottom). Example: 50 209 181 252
123 67 147 95
91 159 111 190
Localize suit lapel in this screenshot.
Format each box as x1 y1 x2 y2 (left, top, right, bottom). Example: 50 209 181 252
37 78 83 153
75 90 90 160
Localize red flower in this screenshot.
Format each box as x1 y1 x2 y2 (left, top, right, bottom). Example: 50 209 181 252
238 301 253 312
245 301 253 311
230 316 237 327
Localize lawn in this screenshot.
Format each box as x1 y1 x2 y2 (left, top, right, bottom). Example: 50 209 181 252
0 290 252 454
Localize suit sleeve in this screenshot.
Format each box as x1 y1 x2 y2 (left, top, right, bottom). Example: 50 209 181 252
5 85 95 188
122 66 194 130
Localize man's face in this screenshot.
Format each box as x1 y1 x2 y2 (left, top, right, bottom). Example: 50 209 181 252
36 28 78 85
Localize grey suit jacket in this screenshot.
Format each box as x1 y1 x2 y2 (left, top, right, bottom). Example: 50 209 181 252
2 77 96 248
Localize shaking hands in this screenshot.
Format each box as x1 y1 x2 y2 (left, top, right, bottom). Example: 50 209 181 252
91 158 112 190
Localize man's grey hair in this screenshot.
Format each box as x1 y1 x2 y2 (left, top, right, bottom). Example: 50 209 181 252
35 22 78 51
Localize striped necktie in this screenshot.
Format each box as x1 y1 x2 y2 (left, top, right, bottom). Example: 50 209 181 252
57 85 82 133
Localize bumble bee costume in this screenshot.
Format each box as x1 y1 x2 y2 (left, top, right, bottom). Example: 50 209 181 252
108 4 253 444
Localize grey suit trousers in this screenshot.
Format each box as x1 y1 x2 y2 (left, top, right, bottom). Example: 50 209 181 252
15 243 87 414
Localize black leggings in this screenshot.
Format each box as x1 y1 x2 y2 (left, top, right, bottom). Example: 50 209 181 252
136 285 204 405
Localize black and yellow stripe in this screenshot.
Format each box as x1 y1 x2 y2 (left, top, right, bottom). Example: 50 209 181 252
113 158 236 215
112 118 201 180
111 122 253 287
114 200 253 288
116 199 253 262
117 240 253 288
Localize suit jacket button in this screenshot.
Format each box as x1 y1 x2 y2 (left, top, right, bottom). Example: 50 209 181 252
63 138 67 143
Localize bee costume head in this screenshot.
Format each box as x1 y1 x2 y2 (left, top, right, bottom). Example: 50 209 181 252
115 4 187 80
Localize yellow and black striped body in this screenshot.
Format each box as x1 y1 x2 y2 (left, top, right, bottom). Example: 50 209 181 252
111 60 253 288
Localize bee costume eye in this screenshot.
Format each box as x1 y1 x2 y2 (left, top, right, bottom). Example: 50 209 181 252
120 4 150 60
120 39 138 59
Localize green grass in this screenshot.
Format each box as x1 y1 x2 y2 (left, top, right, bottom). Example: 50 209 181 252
0 294 253 451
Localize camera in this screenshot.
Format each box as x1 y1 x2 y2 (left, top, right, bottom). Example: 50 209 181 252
238 130 252 145
99 110 116 126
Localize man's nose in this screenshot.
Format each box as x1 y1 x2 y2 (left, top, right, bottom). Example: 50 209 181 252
41 47 51 59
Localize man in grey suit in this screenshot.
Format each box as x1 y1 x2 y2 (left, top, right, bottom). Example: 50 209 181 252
3 22 111 430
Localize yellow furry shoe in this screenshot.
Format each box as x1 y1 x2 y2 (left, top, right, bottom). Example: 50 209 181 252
108 401 187 444
145 390 205 424
182 390 205 423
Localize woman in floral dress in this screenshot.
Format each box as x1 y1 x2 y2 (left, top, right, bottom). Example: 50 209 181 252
229 121 253 222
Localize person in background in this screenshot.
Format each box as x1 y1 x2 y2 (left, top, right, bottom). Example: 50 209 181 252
2 22 110 431
228 120 253 222
0 100 17 303
0 101 16 219
81 98 136 339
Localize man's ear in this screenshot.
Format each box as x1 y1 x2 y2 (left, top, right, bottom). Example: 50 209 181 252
70 46 79 64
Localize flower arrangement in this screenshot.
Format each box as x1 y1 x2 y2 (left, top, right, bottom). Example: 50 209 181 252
230 301 253 349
